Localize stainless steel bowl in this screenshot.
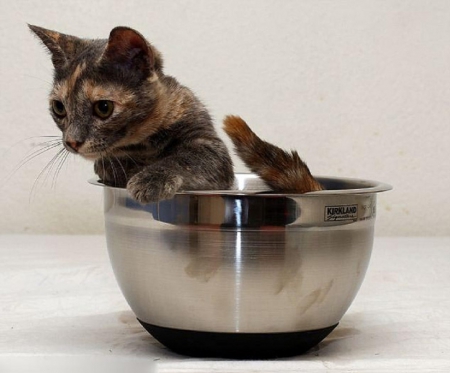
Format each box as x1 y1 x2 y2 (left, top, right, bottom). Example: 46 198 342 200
91 174 391 358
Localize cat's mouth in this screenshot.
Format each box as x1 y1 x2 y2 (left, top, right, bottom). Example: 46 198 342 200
65 141 112 160
79 146 126 161
63 144 99 160
80 152 100 160
68 145 106 160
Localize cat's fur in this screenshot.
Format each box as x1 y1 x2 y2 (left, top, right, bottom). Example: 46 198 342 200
223 116 323 193
29 25 234 203
29 25 322 199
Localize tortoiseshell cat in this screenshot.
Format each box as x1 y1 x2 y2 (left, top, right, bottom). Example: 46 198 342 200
30 25 322 201
29 25 234 203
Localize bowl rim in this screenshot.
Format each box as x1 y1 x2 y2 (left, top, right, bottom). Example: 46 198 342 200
89 174 392 197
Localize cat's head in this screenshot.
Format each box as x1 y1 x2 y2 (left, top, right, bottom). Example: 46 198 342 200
29 25 164 160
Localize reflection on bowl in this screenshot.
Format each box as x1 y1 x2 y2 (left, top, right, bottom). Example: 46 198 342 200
91 174 391 358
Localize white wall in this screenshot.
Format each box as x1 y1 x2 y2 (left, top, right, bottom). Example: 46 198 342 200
0 0 449 235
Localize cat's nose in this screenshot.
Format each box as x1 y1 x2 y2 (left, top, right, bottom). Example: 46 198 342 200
65 139 84 152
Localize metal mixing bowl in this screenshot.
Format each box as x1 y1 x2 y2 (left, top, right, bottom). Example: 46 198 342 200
91 174 391 358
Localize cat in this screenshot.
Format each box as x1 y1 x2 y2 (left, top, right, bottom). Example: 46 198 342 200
29 25 322 201
29 24 234 203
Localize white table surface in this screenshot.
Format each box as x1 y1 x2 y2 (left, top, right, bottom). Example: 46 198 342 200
1 235 449 372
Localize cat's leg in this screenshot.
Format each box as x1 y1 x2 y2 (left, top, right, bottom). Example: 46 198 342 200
127 145 234 203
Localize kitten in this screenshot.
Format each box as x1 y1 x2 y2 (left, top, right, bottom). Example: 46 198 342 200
29 25 234 203
29 25 322 198
223 115 323 193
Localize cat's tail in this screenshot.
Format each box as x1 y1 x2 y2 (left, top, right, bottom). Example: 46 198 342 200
223 115 323 193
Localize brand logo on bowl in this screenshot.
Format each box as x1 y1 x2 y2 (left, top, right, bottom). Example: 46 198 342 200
325 205 358 221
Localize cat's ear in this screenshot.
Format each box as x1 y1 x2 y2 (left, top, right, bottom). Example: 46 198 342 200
28 24 81 69
100 27 157 78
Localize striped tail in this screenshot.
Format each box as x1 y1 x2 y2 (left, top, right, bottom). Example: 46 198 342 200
223 115 323 193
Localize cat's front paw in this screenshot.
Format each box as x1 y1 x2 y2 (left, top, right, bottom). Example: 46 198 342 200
127 171 183 204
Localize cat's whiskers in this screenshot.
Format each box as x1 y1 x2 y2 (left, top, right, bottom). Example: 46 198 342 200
52 149 70 189
112 154 128 181
34 138 62 148
4 135 61 159
29 146 69 203
121 150 140 168
107 157 118 186
20 142 63 168
4 138 64 186
100 154 106 181
0 134 76 201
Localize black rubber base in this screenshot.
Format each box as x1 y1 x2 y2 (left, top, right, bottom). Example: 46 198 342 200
138 320 338 359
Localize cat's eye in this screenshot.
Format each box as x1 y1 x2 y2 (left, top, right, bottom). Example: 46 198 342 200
93 100 114 119
52 100 66 118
